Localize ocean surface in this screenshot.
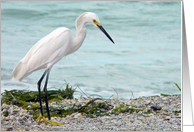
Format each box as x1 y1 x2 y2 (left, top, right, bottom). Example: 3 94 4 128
1 1 181 99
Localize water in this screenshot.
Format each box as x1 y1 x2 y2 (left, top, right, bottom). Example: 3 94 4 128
1 1 181 99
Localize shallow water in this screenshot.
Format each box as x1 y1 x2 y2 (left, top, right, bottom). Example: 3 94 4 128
1 1 181 99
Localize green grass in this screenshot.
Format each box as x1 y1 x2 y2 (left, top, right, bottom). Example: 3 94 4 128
1 83 115 119
1 83 77 119
1 83 76 105
161 82 181 96
1 82 180 120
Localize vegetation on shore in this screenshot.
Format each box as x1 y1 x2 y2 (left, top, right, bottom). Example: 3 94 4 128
1 82 181 120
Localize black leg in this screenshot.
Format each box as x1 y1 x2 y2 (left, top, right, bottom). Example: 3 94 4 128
43 70 51 120
37 69 49 117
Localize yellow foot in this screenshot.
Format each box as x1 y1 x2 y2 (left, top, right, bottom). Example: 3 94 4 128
36 115 65 126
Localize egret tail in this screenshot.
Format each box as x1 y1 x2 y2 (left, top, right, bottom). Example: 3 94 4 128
12 62 28 82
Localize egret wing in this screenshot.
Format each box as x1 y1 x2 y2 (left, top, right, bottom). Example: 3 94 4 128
12 27 72 81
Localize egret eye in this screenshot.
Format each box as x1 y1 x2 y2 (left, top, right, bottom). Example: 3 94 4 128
11 12 115 124
93 19 100 25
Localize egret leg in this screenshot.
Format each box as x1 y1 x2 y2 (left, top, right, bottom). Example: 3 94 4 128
37 69 49 117
43 70 51 120
36 69 65 126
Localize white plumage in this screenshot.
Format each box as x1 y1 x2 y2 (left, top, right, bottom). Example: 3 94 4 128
11 12 114 122
12 27 72 81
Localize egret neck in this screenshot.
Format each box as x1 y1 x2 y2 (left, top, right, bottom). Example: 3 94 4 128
72 16 87 53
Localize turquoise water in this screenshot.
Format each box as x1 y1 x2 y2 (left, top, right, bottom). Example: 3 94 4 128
1 1 181 99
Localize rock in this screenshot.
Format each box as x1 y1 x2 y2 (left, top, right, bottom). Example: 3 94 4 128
6 127 13 131
1 95 181 131
150 106 162 111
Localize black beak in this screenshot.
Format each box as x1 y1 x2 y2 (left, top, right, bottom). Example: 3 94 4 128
97 25 115 44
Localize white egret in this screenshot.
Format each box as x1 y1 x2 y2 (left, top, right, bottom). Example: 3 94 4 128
11 12 114 125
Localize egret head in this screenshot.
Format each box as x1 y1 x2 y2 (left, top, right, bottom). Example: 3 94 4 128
77 12 115 44
90 13 114 44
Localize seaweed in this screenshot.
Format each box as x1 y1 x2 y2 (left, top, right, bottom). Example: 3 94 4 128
1 84 115 119
1 83 76 106
174 82 181 91
1 83 77 119
161 82 181 96
3 111 9 117
2 83 177 122
111 104 143 115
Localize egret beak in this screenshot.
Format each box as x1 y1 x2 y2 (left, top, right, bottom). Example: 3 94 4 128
93 20 114 44
97 25 115 44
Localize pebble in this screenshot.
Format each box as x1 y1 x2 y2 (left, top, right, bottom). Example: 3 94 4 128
1 95 181 131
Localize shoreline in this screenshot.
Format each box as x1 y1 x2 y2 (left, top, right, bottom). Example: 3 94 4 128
1 94 181 131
